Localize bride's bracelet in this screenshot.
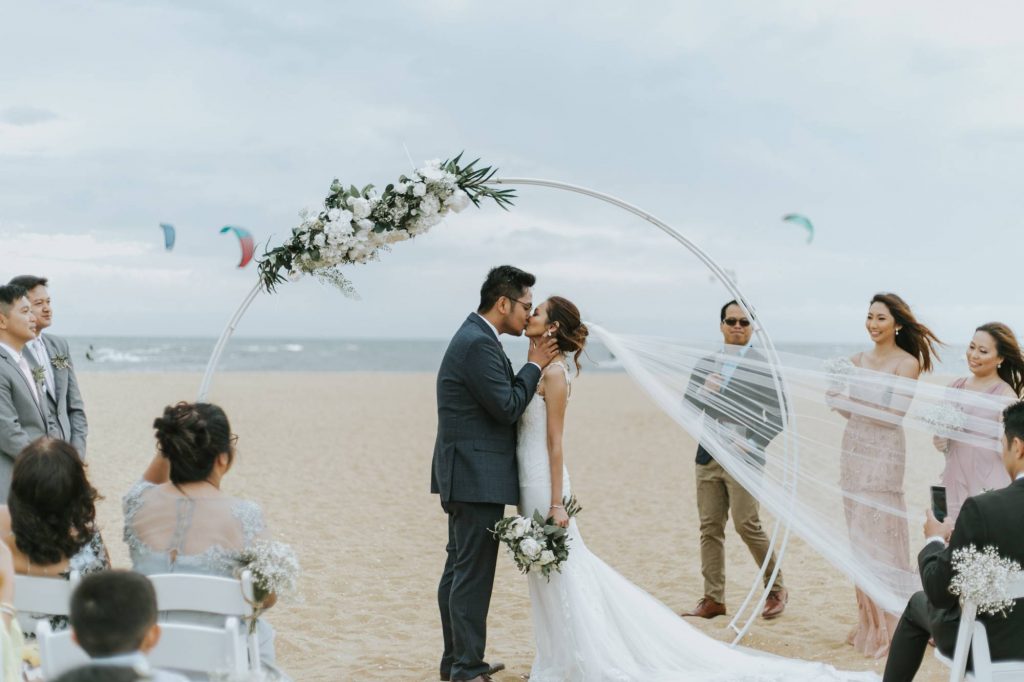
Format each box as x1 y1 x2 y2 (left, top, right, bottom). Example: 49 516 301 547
550 504 565 509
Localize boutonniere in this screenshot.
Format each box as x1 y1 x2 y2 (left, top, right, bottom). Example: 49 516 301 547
31 366 46 386
51 354 71 370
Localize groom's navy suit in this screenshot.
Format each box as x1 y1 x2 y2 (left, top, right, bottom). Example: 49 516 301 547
432 313 541 681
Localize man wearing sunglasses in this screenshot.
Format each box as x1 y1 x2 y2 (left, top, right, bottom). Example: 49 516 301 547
681 300 788 621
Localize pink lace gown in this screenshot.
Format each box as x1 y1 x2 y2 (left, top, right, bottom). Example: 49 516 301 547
941 377 1013 524
839 359 911 659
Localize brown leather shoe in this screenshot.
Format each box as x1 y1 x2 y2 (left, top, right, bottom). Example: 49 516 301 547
442 662 505 681
761 588 788 619
681 596 726 619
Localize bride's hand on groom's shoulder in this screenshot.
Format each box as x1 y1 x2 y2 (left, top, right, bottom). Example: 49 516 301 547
529 336 560 368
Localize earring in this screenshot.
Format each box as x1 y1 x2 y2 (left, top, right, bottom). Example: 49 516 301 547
896 329 901 336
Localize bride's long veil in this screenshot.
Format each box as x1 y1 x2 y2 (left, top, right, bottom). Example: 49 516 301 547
590 325 1012 614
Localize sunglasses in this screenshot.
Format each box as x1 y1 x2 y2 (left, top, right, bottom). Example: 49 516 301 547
723 318 751 328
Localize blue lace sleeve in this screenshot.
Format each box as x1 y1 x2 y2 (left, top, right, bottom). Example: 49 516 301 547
232 499 268 546
122 479 156 550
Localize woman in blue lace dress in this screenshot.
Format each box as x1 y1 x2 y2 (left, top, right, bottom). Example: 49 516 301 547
0 438 109 630
123 401 284 674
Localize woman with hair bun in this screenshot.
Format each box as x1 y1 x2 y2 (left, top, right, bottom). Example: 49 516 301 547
123 402 285 675
0 437 109 629
932 322 1020 523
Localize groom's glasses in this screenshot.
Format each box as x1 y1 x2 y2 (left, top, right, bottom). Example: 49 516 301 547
723 318 751 328
509 297 533 312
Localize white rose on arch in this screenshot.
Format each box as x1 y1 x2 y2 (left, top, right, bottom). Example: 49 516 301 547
412 183 427 197
445 189 471 213
349 198 372 219
419 193 441 217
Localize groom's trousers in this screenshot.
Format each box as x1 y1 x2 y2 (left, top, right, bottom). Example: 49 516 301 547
438 500 504 681
695 459 783 603
882 591 958 681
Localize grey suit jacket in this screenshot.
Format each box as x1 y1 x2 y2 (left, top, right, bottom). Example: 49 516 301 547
0 345 59 501
25 334 88 456
431 314 542 505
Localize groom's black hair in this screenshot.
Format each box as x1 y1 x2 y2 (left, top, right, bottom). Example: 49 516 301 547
478 265 536 313
1003 401 1024 445
0 284 28 313
8 274 48 291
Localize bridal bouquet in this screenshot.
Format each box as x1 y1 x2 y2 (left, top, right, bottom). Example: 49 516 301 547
950 544 1023 616
257 153 515 295
493 496 582 581
916 401 968 435
236 539 301 633
822 356 855 392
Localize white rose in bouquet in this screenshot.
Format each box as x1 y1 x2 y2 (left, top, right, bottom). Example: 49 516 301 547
312 233 326 248
519 537 542 561
445 189 471 213
349 197 372 219
538 550 555 566
412 182 427 197
512 517 531 539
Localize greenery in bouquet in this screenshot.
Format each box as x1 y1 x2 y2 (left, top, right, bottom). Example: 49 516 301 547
492 495 582 582
257 153 515 295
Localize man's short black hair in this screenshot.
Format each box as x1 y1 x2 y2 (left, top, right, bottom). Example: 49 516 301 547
1003 401 1024 445
8 275 48 291
720 299 751 322
70 570 157 657
478 265 536 313
0 284 28 313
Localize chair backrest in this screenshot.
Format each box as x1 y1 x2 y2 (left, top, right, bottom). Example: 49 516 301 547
13 571 80 634
949 573 1024 682
37 616 247 678
148 570 255 617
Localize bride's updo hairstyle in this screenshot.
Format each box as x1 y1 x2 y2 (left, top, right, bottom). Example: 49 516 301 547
154 401 234 486
870 292 942 373
546 296 589 373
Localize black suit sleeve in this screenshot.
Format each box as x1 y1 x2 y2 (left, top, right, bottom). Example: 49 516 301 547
919 496 986 611
460 336 541 426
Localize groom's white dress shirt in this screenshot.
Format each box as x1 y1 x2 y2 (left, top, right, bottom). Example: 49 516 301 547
474 312 541 371
0 341 39 404
27 336 55 397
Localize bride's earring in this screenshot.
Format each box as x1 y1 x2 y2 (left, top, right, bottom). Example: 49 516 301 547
896 328 901 336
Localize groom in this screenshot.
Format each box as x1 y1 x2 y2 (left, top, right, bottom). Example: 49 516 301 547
432 265 558 682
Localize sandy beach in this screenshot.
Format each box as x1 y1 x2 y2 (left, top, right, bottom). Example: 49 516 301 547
79 371 947 681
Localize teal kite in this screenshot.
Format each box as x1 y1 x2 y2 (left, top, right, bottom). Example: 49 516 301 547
782 214 814 244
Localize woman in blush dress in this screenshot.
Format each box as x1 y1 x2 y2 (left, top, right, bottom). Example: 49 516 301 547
932 322 1021 523
123 402 286 676
829 293 941 659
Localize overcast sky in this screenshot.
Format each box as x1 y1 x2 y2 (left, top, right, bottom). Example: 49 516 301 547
3 1 1023 342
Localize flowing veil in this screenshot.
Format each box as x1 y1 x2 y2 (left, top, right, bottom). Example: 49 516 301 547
590 325 1013 615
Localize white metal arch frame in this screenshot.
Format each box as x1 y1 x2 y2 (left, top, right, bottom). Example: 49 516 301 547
197 176 799 645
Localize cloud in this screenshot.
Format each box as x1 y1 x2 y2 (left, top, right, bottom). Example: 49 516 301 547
0 106 59 127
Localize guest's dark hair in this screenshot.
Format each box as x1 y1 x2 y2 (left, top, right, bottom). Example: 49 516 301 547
0 284 27 313
975 322 1024 397
153 402 234 485
478 265 536 314
53 666 143 682
870 293 941 373
8 275 48 291
70 570 157 657
9 438 100 565
1002 401 1024 445
546 296 589 373
720 299 752 322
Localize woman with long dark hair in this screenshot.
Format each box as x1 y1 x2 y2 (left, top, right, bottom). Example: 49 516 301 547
830 293 941 659
932 322 1020 523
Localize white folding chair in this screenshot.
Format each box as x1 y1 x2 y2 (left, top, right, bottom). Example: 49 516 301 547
13 570 80 634
147 570 262 672
37 617 247 679
936 574 1024 681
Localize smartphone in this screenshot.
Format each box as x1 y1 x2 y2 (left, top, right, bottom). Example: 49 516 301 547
931 485 948 523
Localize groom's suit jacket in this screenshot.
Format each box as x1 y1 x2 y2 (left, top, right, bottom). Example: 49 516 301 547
431 314 542 505
683 347 784 468
918 478 1024 661
24 334 88 456
0 345 59 500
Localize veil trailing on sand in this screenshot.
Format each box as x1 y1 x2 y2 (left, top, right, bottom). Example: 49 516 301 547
590 325 1014 615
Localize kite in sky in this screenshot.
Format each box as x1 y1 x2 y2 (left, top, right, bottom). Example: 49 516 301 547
158 223 175 251
220 225 256 268
782 214 814 244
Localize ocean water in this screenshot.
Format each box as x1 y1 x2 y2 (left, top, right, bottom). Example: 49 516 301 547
63 336 972 374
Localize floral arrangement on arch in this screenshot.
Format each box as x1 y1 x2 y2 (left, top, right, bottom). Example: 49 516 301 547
257 153 515 295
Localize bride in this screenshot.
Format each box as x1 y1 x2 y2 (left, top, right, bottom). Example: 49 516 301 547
517 296 878 682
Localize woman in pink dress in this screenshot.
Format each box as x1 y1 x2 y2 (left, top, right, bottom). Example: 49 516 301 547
932 322 1022 523
829 293 941 659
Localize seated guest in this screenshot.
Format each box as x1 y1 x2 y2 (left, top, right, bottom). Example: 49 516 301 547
882 400 1024 681
124 401 282 673
53 667 145 682
0 539 25 680
67 570 188 682
0 438 108 629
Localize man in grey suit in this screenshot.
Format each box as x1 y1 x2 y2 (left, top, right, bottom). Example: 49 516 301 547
432 266 558 682
10 275 88 457
0 284 59 501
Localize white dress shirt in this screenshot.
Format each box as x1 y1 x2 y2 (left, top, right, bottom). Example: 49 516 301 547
474 312 541 371
0 341 39 404
28 336 55 397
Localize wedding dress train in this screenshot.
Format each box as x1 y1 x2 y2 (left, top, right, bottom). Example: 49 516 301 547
516 361 878 682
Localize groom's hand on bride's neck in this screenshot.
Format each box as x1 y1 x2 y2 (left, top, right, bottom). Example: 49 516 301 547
529 336 560 368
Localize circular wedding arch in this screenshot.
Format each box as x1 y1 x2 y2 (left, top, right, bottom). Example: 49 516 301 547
196 176 799 645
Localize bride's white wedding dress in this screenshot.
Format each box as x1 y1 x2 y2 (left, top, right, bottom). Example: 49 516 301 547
516 360 878 682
